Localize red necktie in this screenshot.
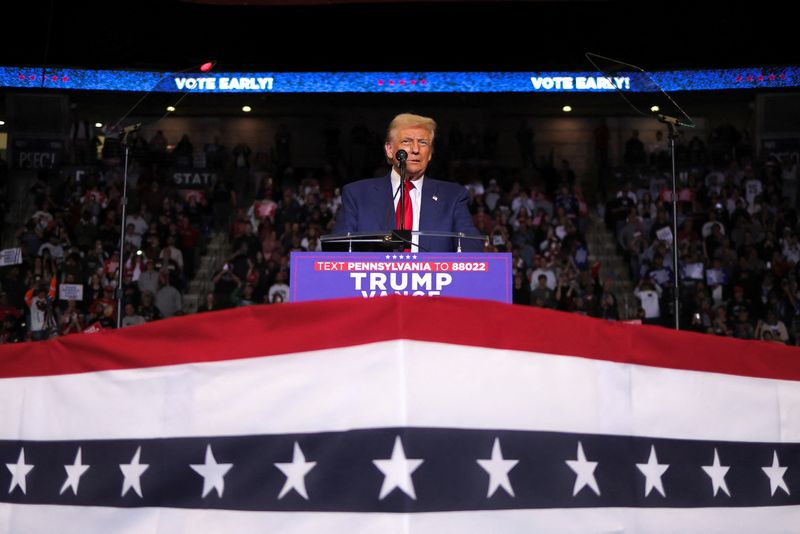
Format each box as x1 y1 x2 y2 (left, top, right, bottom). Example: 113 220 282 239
395 181 414 252
395 180 415 231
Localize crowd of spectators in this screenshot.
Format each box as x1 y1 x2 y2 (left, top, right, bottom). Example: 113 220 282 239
3 119 798 347
0 129 209 342
606 125 800 344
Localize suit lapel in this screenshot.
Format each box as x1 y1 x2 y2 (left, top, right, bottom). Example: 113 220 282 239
419 179 438 231
419 179 440 251
375 174 394 230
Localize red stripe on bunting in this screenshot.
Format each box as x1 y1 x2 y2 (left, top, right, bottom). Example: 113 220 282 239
1 296 799 381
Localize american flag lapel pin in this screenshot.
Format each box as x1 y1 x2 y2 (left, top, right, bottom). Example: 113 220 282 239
432 195 438 202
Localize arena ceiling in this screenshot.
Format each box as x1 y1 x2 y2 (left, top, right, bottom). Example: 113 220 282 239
1 1 796 73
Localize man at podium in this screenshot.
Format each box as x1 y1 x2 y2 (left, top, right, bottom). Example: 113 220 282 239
332 113 483 252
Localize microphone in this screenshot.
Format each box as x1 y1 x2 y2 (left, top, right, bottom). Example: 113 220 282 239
396 149 409 231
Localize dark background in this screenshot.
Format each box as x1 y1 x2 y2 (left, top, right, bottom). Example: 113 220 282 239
1 1 795 73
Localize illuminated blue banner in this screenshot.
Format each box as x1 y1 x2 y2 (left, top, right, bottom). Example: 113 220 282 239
2 66 798 93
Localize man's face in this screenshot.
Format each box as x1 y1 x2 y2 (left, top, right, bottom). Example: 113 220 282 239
385 126 433 179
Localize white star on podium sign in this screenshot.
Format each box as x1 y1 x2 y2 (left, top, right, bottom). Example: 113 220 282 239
762 450 790 496
190 444 233 498
636 445 669 497
373 436 424 500
60 448 90 495
6 448 34 495
701 448 731 497
120 446 149 498
565 441 601 496
476 437 518 497
275 442 317 500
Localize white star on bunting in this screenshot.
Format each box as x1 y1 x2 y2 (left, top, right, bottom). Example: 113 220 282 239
120 446 149 498
762 450 790 496
60 448 90 496
373 436 424 500
476 437 518 497
565 441 600 496
275 442 317 500
6 448 34 495
701 448 731 497
636 445 669 497
190 444 233 498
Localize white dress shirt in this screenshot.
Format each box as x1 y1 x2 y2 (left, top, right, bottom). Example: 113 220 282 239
391 169 424 252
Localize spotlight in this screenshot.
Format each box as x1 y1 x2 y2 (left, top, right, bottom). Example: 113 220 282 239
562 105 572 113
242 105 252 113
200 61 215 73
0 120 5 126
94 122 103 128
166 106 176 112
651 105 660 113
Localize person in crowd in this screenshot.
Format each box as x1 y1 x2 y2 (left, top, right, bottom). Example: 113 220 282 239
634 277 662 325
267 271 290 303
155 276 182 318
530 274 556 308
197 292 218 313
26 283 55 341
137 291 161 322
121 302 146 328
755 309 789 344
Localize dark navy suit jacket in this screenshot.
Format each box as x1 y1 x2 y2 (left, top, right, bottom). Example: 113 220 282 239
332 174 483 252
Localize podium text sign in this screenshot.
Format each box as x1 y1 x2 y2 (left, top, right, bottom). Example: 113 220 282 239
290 252 511 303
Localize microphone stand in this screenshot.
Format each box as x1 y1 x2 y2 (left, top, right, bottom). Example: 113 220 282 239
116 137 131 329
584 53 695 331
658 114 691 330
104 62 216 327
392 150 411 252
399 159 407 231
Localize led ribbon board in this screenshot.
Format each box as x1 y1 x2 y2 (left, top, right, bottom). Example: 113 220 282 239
2 67 798 93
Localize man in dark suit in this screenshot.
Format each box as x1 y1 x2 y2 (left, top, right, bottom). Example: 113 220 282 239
332 113 483 252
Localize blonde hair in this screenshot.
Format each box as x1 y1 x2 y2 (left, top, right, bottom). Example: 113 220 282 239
386 113 437 143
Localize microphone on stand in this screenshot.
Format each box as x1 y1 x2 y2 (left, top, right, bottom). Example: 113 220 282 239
396 149 408 230
108 60 216 328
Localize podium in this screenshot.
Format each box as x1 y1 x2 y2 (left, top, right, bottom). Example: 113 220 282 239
291 231 509 304
291 250 511 303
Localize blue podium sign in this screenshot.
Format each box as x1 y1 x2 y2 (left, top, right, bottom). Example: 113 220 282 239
290 252 511 304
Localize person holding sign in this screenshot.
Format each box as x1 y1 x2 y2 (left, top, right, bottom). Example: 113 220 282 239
332 113 482 252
